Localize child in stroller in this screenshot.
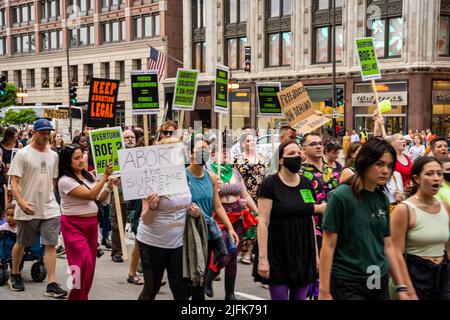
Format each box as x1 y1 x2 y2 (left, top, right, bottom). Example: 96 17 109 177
0 204 47 285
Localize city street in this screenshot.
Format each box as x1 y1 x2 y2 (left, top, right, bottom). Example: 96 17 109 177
0 232 270 300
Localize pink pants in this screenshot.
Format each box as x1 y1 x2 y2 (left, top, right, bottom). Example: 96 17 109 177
61 215 98 300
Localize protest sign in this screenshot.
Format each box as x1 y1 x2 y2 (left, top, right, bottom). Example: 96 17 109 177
87 78 120 128
172 69 199 111
355 37 382 81
257 82 283 117
89 127 124 177
44 108 68 119
379 99 392 113
118 143 189 201
294 115 331 135
131 70 160 115
277 81 315 127
214 66 229 114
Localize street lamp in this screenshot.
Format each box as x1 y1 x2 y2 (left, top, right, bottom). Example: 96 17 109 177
228 81 239 130
17 87 29 105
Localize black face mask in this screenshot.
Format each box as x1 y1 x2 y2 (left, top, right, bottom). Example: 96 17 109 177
444 172 450 183
282 156 302 174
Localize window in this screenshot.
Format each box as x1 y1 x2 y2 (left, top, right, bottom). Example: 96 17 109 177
317 0 343 10
70 0 95 14
102 0 125 11
366 0 403 59
0 10 5 29
116 61 125 82
41 0 60 20
193 41 206 72
266 31 292 67
41 30 62 50
12 4 35 25
269 0 291 18
27 69 35 88
226 37 248 70
54 67 62 87
194 0 206 28
102 62 110 79
369 17 403 58
41 68 49 88
314 25 343 63
134 15 160 39
70 66 78 86
14 70 22 87
13 33 35 54
84 64 93 85
133 59 142 70
0 38 5 56
439 15 450 56
102 20 126 43
228 0 247 23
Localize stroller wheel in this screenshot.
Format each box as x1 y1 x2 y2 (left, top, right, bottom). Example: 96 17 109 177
0 265 8 286
31 262 47 282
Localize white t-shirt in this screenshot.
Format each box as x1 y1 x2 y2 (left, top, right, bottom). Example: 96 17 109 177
384 171 404 204
350 134 360 143
137 191 191 249
0 223 17 233
8 145 60 221
58 175 99 216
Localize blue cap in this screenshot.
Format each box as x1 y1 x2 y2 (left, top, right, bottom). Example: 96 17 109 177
33 118 54 131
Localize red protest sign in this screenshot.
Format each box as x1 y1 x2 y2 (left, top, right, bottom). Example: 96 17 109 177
87 78 120 128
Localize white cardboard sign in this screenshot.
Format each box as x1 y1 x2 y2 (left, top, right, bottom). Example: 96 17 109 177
118 143 189 201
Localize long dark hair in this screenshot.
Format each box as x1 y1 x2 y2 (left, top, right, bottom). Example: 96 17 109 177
345 142 362 168
351 137 397 198
410 156 443 195
0 127 18 146
57 144 95 186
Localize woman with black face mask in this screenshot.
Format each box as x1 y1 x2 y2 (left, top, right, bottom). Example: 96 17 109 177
254 140 326 300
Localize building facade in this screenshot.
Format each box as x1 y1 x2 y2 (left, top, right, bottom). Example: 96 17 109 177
165 0 450 137
0 0 183 128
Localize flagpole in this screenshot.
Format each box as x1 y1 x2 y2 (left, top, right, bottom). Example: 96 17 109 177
146 44 183 66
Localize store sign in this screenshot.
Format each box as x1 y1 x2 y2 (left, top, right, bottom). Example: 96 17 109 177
432 91 450 104
352 92 407 106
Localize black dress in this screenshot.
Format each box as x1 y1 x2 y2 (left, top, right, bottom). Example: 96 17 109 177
253 174 317 287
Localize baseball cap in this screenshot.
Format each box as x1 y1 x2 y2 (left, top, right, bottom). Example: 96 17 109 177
33 118 54 131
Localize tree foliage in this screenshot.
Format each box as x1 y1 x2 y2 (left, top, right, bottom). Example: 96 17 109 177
0 83 18 109
1 109 38 126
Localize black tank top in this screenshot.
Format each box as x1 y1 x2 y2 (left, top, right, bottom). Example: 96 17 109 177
1 140 19 165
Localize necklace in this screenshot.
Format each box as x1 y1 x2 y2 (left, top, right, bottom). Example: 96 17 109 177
414 195 435 205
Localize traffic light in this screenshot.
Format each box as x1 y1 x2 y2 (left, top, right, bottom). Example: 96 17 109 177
69 84 77 105
0 75 7 97
336 88 344 107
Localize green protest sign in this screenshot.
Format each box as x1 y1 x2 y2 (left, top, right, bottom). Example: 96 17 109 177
355 37 382 81
214 66 229 114
89 127 124 177
257 82 282 117
131 70 160 115
172 69 199 111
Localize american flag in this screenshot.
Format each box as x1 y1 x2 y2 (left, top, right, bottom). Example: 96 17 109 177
148 46 167 81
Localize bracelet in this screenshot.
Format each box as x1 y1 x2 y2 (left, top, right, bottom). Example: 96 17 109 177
395 285 408 293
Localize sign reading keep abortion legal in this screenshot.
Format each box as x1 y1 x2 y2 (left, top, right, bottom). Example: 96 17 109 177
118 143 189 201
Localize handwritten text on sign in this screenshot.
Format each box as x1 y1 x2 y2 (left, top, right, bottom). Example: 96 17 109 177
118 144 189 201
277 82 315 127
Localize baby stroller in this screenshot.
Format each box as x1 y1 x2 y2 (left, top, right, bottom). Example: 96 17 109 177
0 230 47 285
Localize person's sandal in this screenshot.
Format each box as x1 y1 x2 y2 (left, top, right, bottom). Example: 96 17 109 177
127 274 144 285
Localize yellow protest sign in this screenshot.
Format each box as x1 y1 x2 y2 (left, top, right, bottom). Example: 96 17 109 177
294 114 331 135
379 99 392 113
44 108 69 119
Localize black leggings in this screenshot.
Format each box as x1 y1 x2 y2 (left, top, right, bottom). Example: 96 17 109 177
137 241 188 300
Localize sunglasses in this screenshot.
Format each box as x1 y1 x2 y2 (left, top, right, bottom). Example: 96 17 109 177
162 130 174 136
305 141 323 147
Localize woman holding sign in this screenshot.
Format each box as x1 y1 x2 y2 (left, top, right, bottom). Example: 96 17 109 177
57 144 114 300
255 140 322 300
136 137 201 300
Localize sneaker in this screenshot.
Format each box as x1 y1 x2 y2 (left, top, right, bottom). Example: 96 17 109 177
56 245 65 256
45 282 68 299
101 238 112 250
112 254 123 263
8 273 25 291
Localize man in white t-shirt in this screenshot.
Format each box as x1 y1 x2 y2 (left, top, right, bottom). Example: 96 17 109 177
8 118 67 298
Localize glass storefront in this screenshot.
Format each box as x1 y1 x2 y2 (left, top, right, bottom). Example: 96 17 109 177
353 81 407 135
432 81 450 137
221 90 251 134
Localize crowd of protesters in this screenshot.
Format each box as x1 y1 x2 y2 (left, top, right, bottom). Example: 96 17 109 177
0 113 448 301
